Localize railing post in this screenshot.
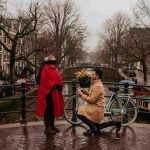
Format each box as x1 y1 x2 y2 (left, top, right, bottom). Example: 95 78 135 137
71 79 77 122
20 82 27 124
132 78 135 82
134 78 137 84
72 79 77 96
124 83 129 94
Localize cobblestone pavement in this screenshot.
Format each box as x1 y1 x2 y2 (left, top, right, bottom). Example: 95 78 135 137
0 122 150 150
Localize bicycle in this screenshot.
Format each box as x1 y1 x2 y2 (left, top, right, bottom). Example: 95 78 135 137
64 82 139 126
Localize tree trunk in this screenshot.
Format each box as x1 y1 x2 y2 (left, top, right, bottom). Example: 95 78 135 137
9 44 16 84
9 53 16 83
141 60 147 83
114 51 118 68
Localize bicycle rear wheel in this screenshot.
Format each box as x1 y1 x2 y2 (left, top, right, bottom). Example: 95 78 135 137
108 97 138 126
64 95 85 125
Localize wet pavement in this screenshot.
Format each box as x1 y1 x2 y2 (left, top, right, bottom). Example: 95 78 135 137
0 121 150 150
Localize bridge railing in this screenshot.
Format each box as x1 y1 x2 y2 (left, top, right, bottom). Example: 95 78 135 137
0 80 150 124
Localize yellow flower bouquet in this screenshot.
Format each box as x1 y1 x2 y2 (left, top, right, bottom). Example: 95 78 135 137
75 69 91 88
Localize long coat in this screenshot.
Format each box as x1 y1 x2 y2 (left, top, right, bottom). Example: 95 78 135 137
77 79 105 123
36 64 64 117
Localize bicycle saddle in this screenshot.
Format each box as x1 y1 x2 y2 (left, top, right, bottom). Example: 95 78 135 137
109 86 120 92
120 80 135 85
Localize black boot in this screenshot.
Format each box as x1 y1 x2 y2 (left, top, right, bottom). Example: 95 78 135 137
44 116 49 130
44 127 57 134
96 121 121 133
77 114 100 136
115 121 122 132
50 125 60 133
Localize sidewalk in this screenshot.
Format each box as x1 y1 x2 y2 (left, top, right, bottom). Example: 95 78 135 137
135 70 150 85
119 69 150 86
0 121 150 150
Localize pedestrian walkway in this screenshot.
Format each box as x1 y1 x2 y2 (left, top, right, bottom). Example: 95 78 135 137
0 121 150 150
119 69 150 86
135 70 150 85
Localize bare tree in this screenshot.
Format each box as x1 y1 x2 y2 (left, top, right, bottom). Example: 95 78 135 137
128 0 150 82
0 2 42 83
62 24 87 66
22 30 55 78
44 0 87 64
133 0 150 28
98 12 131 67
67 48 86 67
123 28 150 82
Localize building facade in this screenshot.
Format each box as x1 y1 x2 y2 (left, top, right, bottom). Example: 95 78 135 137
0 24 24 78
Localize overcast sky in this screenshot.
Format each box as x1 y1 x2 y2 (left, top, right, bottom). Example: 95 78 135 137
6 0 137 50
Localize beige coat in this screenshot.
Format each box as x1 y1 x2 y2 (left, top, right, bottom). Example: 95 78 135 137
77 79 105 123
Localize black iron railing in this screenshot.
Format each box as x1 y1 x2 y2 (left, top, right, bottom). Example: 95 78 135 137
0 80 150 124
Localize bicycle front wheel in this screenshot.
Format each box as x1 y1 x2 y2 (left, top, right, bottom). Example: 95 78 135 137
64 95 85 125
108 97 138 126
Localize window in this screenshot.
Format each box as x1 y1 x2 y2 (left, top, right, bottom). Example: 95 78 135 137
6 64 9 74
4 35 7 43
8 39 11 44
0 54 2 67
0 45 2 51
3 50 6 59
0 30 2 36
3 64 5 71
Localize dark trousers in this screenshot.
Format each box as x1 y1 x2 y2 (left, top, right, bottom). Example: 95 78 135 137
77 114 120 131
77 114 97 131
44 91 54 128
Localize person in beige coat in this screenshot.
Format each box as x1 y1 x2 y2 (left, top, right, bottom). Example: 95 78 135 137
77 68 121 136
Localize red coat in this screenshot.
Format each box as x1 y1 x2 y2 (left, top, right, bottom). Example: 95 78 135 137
36 64 64 117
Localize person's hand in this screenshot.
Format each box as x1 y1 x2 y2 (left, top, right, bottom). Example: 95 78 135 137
81 89 89 96
78 88 84 98
78 91 83 97
55 84 63 90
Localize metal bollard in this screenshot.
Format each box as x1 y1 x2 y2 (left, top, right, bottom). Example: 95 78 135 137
71 79 77 122
20 82 27 124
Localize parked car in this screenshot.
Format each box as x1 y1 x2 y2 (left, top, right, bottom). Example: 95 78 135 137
0 80 16 98
15 78 31 91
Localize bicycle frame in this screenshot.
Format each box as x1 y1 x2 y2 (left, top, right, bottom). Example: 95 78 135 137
104 93 116 115
64 85 138 126
104 92 134 116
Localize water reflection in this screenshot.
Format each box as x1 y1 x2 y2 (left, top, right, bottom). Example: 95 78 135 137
22 126 29 150
119 126 136 149
2 123 148 150
62 125 136 150
45 134 63 150
63 124 87 136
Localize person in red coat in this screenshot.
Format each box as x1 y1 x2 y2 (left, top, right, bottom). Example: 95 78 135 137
36 55 64 134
